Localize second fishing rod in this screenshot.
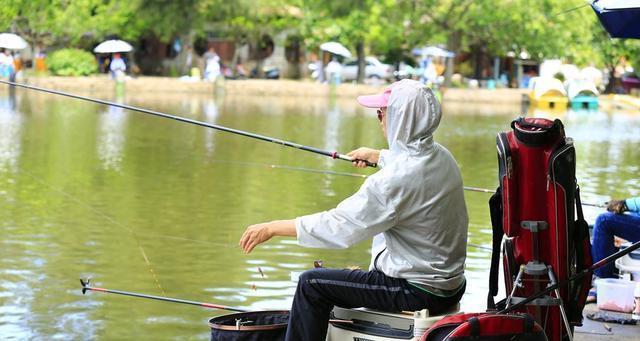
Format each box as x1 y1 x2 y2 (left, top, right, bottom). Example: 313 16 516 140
0 80 376 167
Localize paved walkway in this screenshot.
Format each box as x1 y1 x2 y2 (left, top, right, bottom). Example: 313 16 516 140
575 303 640 340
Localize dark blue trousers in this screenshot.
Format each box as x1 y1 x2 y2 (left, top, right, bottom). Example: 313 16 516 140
284 268 464 341
592 212 640 278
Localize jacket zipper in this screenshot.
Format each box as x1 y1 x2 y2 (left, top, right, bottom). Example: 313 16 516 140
373 247 387 271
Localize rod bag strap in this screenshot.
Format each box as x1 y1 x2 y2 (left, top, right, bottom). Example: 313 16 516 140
568 184 593 324
487 187 504 310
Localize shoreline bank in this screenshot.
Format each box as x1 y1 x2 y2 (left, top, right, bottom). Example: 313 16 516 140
9 76 530 104
4 76 637 111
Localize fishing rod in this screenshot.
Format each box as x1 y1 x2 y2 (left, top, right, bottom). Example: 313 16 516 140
498 239 640 315
80 278 354 324
0 80 376 167
1 79 607 206
80 278 249 312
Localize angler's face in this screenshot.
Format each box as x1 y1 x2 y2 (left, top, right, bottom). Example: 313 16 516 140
377 107 387 138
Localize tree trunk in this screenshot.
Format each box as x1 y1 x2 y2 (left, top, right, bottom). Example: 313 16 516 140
356 41 365 84
604 65 616 94
231 41 241 77
289 38 301 79
174 33 194 75
472 45 483 81
255 57 265 78
444 31 461 87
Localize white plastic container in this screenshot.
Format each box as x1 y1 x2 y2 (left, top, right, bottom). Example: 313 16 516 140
615 254 640 282
327 306 458 341
595 278 636 313
633 282 640 320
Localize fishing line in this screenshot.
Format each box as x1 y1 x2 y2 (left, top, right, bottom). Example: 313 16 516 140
209 159 367 178
22 169 496 253
0 81 376 167
213 159 607 208
550 2 590 18
20 169 166 294
13 164 493 254
550 3 591 18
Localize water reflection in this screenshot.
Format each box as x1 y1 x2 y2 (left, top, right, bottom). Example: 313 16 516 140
1 91 640 339
322 97 342 166
202 99 220 155
97 97 128 172
0 88 22 173
319 97 343 197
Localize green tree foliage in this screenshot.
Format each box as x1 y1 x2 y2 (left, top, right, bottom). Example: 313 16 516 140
298 0 400 83
1 0 639 82
47 48 98 76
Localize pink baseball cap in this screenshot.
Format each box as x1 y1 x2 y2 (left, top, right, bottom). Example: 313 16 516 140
356 86 393 108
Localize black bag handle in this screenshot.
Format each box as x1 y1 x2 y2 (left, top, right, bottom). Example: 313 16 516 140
511 117 565 147
523 314 534 332
468 317 480 336
468 314 534 337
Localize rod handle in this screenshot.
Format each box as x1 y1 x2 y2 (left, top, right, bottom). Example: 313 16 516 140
358 159 378 168
334 153 377 168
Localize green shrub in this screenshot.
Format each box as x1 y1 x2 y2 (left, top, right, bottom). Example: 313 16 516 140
48 48 97 76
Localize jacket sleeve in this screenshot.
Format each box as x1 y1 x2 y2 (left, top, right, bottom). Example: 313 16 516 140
626 197 640 212
378 149 390 168
295 175 398 249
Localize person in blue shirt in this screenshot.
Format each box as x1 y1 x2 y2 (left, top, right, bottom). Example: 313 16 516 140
592 197 640 279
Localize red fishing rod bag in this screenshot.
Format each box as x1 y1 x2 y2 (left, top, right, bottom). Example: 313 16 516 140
487 118 592 341
420 313 548 341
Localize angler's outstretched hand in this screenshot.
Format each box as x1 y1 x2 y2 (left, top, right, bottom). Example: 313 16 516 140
606 199 627 214
347 147 380 168
239 220 297 253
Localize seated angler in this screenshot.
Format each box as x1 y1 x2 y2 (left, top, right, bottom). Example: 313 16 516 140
588 196 640 302
592 197 640 278
239 79 468 341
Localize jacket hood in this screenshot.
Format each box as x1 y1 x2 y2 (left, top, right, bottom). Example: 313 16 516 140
386 80 441 155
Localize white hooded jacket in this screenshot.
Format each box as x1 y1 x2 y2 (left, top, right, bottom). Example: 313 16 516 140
295 80 468 291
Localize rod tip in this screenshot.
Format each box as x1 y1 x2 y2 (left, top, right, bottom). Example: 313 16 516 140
80 278 90 294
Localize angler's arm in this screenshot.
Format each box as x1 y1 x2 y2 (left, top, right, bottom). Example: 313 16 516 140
296 176 397 249
239 220 296 253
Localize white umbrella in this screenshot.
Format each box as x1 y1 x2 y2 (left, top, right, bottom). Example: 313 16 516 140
320 42 352 58
560 64 580 81
0 33 28 50
94 40 133 53
411 46 455 58
565 78 599 100
580 66 603 85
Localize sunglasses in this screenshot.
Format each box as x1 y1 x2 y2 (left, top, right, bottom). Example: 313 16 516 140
376 108 385 122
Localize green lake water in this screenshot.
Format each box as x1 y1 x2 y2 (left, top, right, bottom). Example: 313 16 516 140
0 87 639 339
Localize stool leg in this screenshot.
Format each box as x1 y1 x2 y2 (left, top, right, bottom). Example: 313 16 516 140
547 267 573 341
505 265 525 309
